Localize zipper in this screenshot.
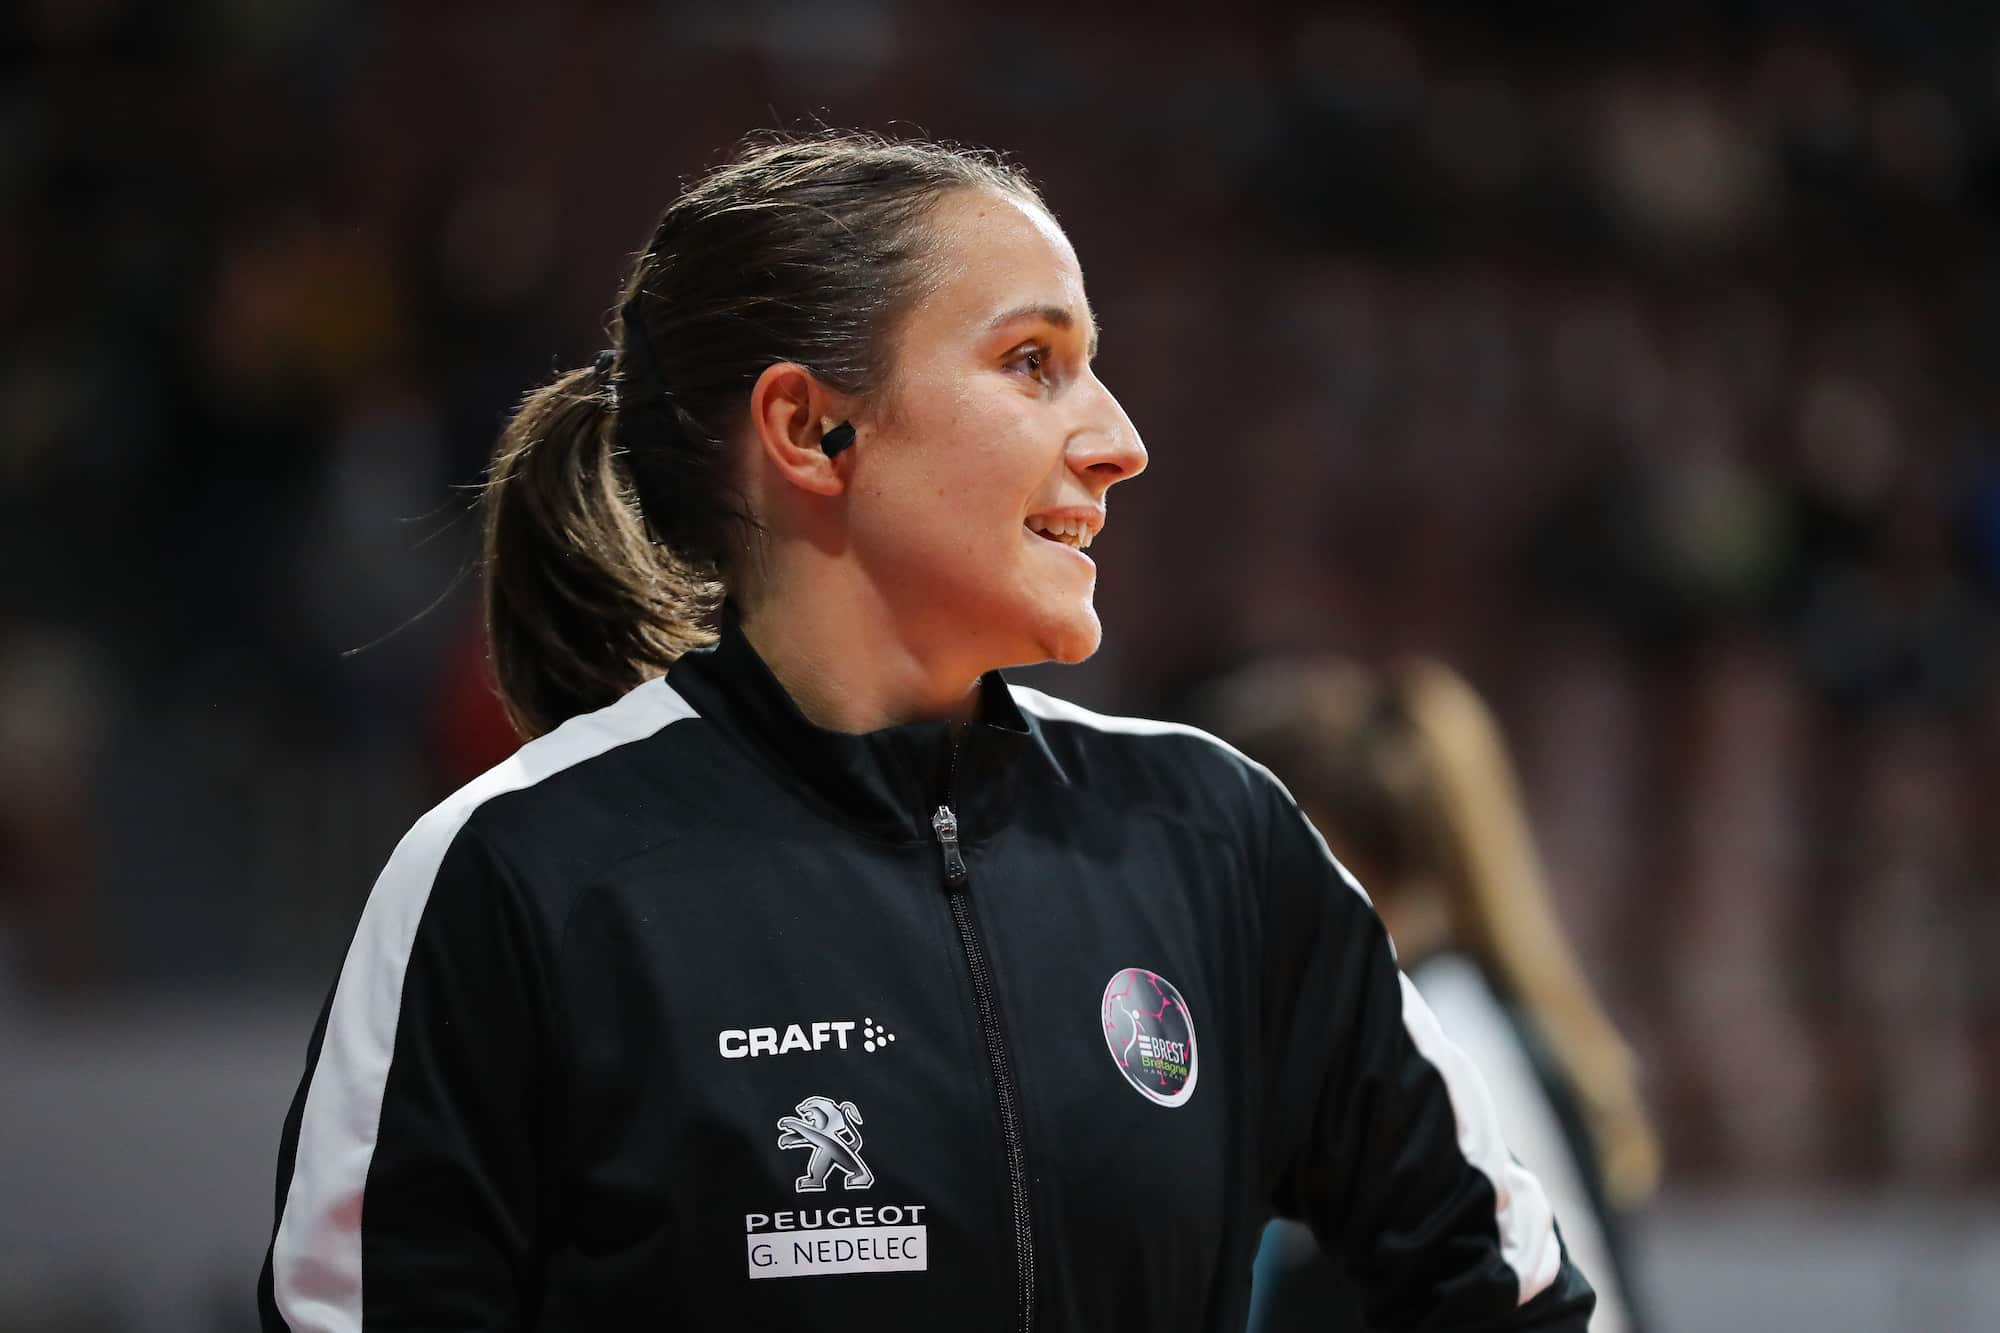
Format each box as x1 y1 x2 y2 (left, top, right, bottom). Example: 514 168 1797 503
930 733 1034 1332
933 805 969 885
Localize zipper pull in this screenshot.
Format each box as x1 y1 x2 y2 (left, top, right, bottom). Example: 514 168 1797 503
931 805 969 889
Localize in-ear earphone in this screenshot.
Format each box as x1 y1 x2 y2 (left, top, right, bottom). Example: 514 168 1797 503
821 420 856 458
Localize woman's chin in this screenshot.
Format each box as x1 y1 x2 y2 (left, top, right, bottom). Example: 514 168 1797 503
1036 602 1104 666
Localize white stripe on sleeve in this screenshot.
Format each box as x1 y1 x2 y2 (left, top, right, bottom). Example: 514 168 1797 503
1397 971 1565 1305
1416 956 1628 1330
268 678 699 1332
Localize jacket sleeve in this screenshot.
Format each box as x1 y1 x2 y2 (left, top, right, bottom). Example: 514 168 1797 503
1254 776 1597 1331
258 819 555 1331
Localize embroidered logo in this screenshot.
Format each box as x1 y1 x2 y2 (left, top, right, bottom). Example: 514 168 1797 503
776 1095 875 1192
1101 968 1200 1107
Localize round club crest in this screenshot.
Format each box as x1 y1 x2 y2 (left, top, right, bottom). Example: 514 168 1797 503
1100 968 1199 1107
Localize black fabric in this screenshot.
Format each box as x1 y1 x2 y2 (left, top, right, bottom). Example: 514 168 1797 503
258 620 1596 1331
665 605 1046 843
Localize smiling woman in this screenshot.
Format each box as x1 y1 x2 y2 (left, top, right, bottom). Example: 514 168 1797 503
257 131 1598 1333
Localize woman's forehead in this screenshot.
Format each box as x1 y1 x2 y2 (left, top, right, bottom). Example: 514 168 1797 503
926 190 1089 332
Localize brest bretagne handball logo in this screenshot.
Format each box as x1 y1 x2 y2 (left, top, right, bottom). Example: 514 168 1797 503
1101 967 1199 1107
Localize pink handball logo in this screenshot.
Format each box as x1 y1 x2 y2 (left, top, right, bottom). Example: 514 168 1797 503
1100 968 1199 1108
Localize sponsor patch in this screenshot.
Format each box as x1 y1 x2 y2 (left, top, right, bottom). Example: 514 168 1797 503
746 1096 928 1278
1101 967 1199 1107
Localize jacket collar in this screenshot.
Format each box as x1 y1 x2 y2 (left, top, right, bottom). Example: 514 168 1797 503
665 606 1051 843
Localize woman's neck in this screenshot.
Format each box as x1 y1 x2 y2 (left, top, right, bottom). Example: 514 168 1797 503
734 586 982 735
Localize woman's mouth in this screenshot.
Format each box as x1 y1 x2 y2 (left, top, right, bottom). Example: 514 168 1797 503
1024 515 1098 549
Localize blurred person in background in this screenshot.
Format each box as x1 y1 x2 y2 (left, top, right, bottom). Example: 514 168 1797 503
256 131 1598 1331
1198 657 1660 1333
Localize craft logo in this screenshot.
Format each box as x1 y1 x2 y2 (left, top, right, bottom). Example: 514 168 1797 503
716 1018 897 1059
747 1095 928 1279
1100 967 1200 1107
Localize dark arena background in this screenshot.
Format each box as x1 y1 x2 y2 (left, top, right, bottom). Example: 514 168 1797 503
4 1 1999 1328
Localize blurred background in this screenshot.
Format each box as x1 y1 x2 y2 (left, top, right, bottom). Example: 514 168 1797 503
3 0 1998 1328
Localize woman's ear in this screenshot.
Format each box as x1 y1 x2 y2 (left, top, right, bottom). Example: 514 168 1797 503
749 362 850 497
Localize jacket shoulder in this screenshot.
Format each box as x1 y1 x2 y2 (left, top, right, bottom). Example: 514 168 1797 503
411 677 710 907
1009 685 1277 835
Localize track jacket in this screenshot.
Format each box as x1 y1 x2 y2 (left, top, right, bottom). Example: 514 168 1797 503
258 612 1596 1331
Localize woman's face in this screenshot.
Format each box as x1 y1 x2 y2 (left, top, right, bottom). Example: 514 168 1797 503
844 188 1148 679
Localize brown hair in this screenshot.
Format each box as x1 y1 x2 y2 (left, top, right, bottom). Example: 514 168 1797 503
481 131 1042 738
1199 657 1662 1207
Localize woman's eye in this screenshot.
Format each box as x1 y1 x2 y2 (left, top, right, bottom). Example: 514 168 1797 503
1009 344 1052 383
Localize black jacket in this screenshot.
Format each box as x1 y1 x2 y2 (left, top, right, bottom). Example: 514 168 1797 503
258 614 1595 1330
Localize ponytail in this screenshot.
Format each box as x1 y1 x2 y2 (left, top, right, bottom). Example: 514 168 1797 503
480 366 720 739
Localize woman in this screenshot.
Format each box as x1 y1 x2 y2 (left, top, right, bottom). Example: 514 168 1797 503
257 132 1595 1331
1198 658 1660 1333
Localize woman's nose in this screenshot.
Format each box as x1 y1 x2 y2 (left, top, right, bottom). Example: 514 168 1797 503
1069 387 1148 487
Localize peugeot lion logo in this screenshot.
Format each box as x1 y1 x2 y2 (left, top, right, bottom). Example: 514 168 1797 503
776 1095 875 1192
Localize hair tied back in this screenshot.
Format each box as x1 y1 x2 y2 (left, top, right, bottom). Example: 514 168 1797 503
593 347 619 406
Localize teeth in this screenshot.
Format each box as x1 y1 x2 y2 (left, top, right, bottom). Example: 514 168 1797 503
1028 516 1097 549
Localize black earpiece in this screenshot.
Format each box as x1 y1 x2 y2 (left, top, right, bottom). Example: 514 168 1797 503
821 420 857 457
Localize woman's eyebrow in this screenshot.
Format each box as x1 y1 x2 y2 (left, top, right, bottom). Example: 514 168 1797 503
988 302 1100 359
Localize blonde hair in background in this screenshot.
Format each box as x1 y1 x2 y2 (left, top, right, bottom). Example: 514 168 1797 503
1390 659 1660 1207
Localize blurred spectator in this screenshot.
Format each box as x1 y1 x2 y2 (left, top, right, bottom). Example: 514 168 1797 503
1197 656 1659 1333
